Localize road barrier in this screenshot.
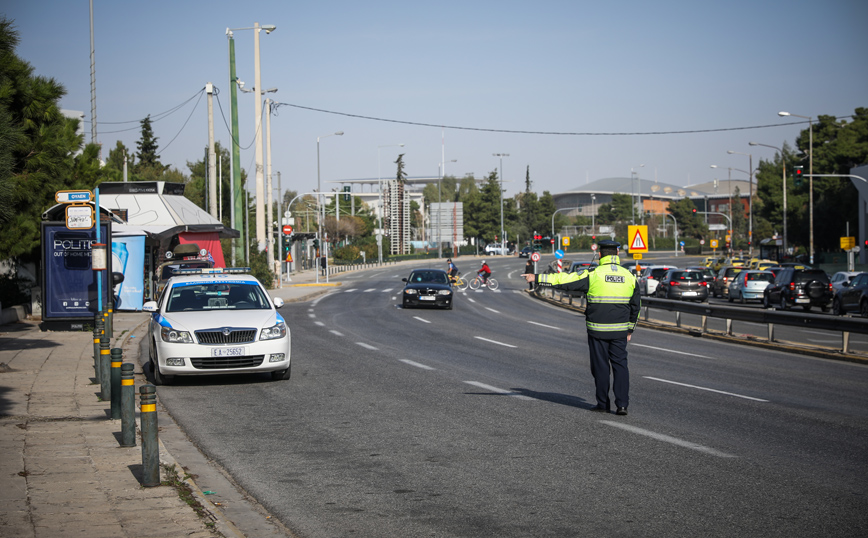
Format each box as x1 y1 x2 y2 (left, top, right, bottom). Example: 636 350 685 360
110 348 122 419
99 336 111 400
92 319 103 381
533 288 868 356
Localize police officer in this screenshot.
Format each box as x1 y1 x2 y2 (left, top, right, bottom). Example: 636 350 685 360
522 240 640 415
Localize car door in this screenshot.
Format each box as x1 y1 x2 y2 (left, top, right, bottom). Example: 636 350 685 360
842 274 866 311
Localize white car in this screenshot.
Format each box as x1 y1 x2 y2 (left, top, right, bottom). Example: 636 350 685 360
484 243 510 256
143 267 291 385
637 265 678 296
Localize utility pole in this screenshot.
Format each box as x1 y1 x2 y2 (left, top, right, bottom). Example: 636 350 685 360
265 97 274 276
227 31 244 265
206 83 218 218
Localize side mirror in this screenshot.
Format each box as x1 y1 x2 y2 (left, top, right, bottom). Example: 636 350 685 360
112 271 125 285
142 301 158 312
841 281 850 288
272 297 285 308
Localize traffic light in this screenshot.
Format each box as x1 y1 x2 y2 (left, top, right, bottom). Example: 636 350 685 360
342 185 351 202
794 166 804 187
692 208 697 215
312 238 319 249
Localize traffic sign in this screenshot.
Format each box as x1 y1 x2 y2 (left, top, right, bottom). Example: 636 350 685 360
282 225 293 235
627 225 649 253
591 244 597 251
710 239 719 249
531 252 541 262
65 204 94 229
555 249 564 259
56 190 93 203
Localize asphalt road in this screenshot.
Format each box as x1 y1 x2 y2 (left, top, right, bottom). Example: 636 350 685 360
146 257 868 537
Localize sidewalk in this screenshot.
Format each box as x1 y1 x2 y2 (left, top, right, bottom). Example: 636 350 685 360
0 263 422 537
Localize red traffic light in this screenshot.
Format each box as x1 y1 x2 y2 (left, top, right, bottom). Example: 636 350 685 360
692 208 697 214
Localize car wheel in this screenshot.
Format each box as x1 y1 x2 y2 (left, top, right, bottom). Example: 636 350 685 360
763 294 770 309
402 300 411 309
832 298 842 316
150 341 173 386
861 300 868 318
271 364 291 381
728 292 733 303
780 295 789 311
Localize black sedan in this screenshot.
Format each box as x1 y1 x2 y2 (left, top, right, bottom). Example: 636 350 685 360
832 272 868 316
401 269 454 309
655 269 709 301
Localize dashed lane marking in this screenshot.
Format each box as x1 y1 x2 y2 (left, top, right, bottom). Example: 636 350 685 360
528 320 561 330
474 336 516 348
400 359 435 370
463 381 534 400
356 342 378 350
643 376 769 402
600 421 737 458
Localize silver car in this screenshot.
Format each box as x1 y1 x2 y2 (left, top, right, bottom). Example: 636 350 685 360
728 270 774 304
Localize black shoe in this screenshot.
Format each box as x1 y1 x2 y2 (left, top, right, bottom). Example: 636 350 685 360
615 407 628 416
590 405 609 412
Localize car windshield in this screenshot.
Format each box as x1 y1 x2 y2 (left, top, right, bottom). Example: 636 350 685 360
166 282 271 312
671 271 702 281
748 273 774 282
650 268 668 278
408 271 449 284
724 268 743 277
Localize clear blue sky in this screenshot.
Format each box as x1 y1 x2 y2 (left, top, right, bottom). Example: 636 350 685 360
5 1 866 199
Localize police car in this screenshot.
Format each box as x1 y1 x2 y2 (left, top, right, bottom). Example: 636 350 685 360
142 267 291 385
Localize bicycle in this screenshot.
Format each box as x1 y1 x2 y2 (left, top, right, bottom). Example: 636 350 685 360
469 275 499 290
450 274 469 292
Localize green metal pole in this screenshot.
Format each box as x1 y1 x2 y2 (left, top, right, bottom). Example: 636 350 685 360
229 34 244 265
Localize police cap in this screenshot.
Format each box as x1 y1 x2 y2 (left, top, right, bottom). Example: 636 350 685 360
598 239 620 249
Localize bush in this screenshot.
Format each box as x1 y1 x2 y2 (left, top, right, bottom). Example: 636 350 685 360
247 247 275 289
0 273 30 308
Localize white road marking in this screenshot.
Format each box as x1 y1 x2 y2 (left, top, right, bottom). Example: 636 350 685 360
528 320 561 330
400 359 435 370
308 313 316 318
315 321 325 326
601 421 736 458
329 330 344 336
413 316 431 324
356 342 378 350
631 343 713 359
463 381 534 400
364 288 376 292
344 288 357 292
485 307 500 314
474 336 516 348
643 376 769 402
382 288 394 292
467 297 477 303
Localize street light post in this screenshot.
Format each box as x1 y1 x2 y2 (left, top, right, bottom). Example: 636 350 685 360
493 153 510 254
749 141 787 257
631 164 645 224
436 159 457 259
591 194 596 234
377 144 404 264
317 132 344 283
728 150 754 257
779 111 813 264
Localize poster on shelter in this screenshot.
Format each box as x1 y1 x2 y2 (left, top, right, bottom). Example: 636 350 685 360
111 235 145 311
41 223 111 320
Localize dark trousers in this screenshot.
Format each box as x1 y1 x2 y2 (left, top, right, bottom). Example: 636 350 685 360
587 335 629 409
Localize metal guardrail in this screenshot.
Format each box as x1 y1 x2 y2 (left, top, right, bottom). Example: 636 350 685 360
537 288 868 355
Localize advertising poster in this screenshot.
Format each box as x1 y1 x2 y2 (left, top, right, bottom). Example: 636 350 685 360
111 235 145 311
42 223 111 321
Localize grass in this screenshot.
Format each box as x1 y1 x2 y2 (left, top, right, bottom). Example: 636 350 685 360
160 463 217 530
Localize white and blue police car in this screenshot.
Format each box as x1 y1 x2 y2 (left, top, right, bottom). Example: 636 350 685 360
142 267 291 384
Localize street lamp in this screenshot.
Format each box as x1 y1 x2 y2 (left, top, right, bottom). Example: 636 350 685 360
631 164 645 224
317 132 344 282
437 159 457 259
749 141 788 257
591 194 596 234
778 111 814 264
378 144 404 264
727 150 754 257
493 153 510 254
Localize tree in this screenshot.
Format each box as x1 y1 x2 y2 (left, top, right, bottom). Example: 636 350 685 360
465 170 503 242
135 115 163 173
667 198 707 240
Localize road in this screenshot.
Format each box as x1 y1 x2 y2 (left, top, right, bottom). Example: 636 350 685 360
144 257 868 537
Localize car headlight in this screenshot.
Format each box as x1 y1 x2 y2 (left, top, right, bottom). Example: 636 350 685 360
260 321 287 341
437 290 452 296
161 326 193 344
404 289 419 295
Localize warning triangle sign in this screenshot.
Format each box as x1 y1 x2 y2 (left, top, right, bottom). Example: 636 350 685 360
631 230 646 250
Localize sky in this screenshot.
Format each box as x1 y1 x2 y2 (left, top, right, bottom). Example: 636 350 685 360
4 0 867 201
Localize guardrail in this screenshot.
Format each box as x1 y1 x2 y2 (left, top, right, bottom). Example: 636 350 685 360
534 287 868 355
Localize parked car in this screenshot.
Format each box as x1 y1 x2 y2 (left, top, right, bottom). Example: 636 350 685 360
637 265 678 296
727 270 775 304
685 265 715 284
143 267 291 385
655 269 709 301
710 266 744 298
832 272 868 316
763 268 833 312
401 268 454 309
830 271 861 293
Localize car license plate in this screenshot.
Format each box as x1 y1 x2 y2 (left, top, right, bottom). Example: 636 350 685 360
420 296 435 301
682 291 696 296
795 298 810 304
212 347 245 357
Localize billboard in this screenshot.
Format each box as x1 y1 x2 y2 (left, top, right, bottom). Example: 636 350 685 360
111 235 145 311
41 222 112 321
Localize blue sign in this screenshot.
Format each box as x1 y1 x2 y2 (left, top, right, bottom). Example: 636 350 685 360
555 249 565 259
680 241 685 247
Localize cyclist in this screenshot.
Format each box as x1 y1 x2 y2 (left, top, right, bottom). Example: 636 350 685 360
447 258 460 284
478 260 492 286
